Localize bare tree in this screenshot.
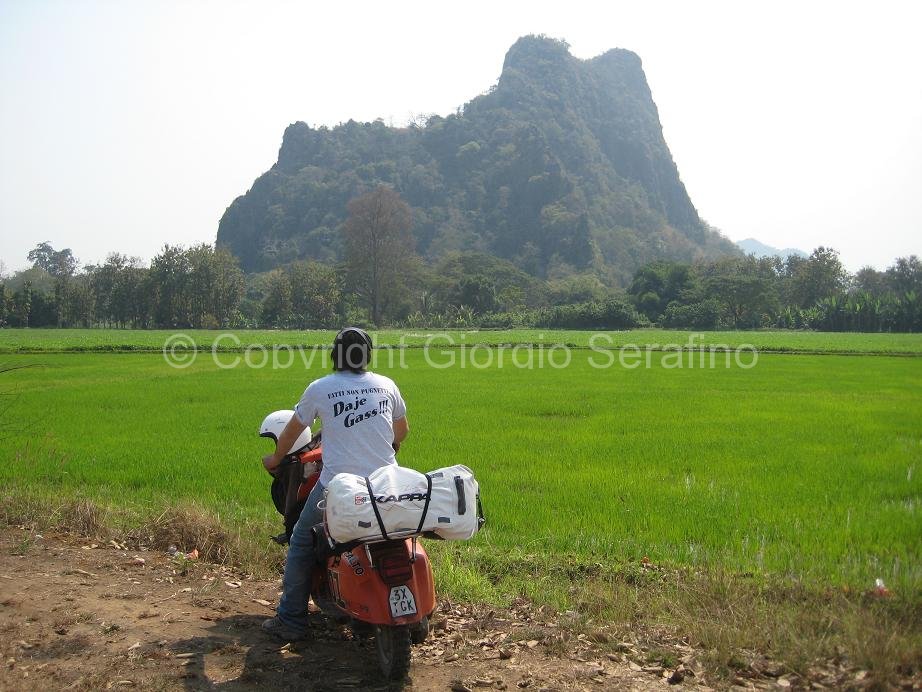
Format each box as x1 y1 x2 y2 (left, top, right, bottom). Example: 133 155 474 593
342 186 415 325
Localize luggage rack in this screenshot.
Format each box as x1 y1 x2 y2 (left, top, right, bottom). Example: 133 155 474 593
325 527 443 566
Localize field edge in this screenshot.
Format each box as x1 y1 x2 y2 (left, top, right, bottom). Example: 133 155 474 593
3 484 919 687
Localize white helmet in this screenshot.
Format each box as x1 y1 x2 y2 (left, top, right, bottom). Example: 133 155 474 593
259 410 312 455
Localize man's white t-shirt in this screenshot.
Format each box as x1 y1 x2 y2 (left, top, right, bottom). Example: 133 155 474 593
294 370 407 487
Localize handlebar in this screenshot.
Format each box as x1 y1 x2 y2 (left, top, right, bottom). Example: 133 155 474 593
275 447 323 469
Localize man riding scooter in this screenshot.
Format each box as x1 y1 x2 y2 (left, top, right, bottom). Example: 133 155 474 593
261 327 410 641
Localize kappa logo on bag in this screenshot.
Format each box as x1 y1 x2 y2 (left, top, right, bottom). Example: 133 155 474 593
354 492 429 506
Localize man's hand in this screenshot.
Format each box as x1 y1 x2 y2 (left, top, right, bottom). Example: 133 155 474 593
263 453 283 474
263 414 309 474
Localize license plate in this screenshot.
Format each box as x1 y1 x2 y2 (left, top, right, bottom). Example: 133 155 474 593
388 585 417 618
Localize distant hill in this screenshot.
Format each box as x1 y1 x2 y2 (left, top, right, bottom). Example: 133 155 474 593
217 35 738 283
736 238 807 260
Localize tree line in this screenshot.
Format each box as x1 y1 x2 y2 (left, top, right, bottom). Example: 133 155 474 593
626 249 921 332
1 243 245 329
2 187 919 332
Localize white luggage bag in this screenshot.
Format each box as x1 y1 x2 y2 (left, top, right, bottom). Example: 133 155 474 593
425 465 481 540
324 464 483 543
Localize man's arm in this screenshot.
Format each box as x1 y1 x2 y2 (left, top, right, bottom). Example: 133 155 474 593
392 416 409 452
263 414 309 472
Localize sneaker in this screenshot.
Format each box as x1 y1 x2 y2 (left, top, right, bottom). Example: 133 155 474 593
261 616 307 641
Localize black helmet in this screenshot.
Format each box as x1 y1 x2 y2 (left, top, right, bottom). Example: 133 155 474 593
331 327 373 372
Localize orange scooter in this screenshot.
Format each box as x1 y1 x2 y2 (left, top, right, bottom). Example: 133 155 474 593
281 447 437 680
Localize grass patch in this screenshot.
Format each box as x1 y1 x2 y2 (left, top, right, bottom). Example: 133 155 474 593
435 542 921 685
664 569 921 685
1 485 110 538
425 541 921 684
2 327 922 354
0 482 278 575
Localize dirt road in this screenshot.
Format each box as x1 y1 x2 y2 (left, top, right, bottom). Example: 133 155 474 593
0 527 690 691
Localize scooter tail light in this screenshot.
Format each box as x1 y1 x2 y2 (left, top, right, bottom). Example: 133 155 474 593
371 544 414 586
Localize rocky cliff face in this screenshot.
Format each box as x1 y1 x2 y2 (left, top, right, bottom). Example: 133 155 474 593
217 35 736 280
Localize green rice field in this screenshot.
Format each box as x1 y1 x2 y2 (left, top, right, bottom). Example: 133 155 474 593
2 328 920 602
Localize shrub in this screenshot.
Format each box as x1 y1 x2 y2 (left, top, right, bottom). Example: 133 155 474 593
661 299 724 329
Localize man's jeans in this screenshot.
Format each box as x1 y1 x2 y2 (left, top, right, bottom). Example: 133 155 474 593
276 481 325 631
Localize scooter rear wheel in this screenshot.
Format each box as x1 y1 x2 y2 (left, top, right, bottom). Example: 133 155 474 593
375 624 411 680
410 615 429 644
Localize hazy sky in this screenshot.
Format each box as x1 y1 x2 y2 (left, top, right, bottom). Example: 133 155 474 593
1 0 920 275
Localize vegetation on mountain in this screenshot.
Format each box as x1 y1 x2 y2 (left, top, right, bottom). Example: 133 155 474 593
216 35 737 283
